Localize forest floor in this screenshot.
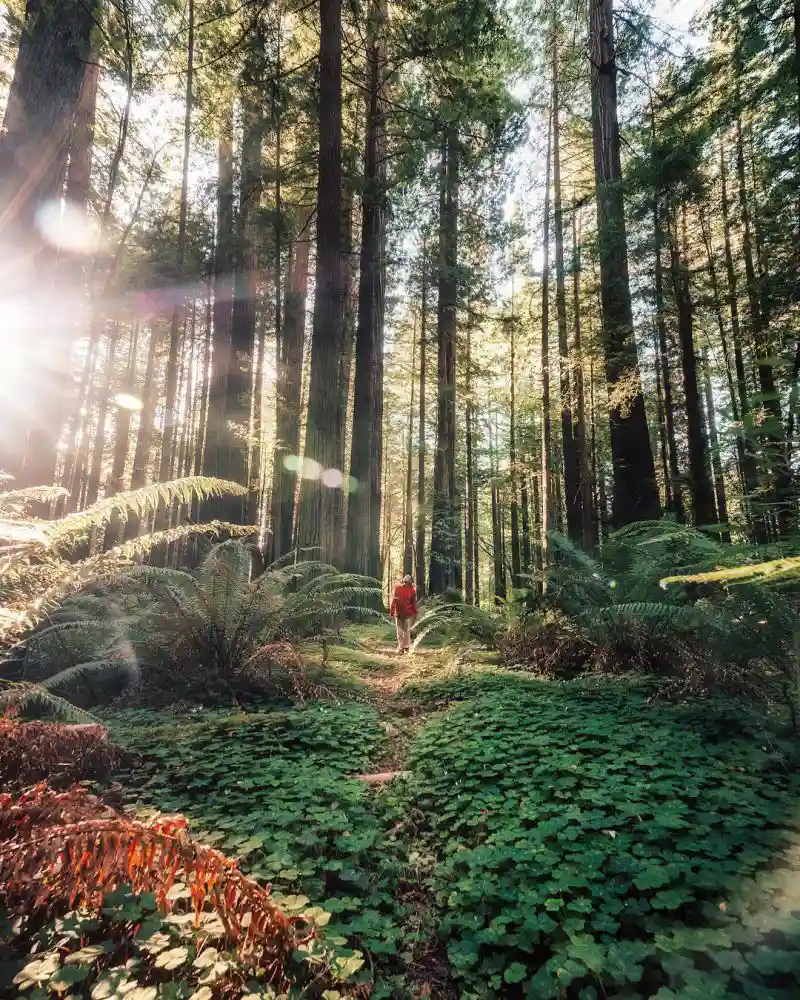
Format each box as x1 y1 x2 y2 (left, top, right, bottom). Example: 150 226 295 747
54 628 800 998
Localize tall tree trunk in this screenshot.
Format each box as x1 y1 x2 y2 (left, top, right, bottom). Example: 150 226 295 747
540 111 553 574
735 112 790 529
415 239 427 597
669 205 716 526
203 103 235 489
701 349 731 542
157 0 194 498
103 325 140 549
570 210 594 549
699 201 756 512
345 0 386 579
465 321 475 603
653 195 685 521
589 0 660 525
490 408 506 603
508 299 521 586
269 207 312 561
85 325 122 506
297 0 345 562
429 131 461 594
552 33 580 543
64 59 99 217
404 324 416 577
333 186 357 566
653 335 671 510
0 0 96 485
123 324 160 540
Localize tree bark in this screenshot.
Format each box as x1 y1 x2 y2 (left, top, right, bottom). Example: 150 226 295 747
465 321 475 602
404 324 416 578
653 195 685 521
701 349 730 542
429 131 461 594
669 205 716 527
345 0 386 579
122 323 161 540
571 210 595 550
490 408 506 603
735 112 791 529
540 111 553 574
415 238 428 597
0 0 96 485
157 0 195 500
103 324 140 549
508 299 521 587
269 207 312 561
297 0 345 562
589 0 660 525
203 103 235 490
552 32 580 543
85 325 122 506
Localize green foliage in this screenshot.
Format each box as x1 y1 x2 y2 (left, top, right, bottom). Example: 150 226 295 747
403 677 800 998
9 540 384 710
106 702 414 996
0 476 252 644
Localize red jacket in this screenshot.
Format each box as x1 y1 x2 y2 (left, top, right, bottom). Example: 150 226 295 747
390 583 418 619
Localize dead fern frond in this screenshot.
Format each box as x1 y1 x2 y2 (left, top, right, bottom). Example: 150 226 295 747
0 784 313 975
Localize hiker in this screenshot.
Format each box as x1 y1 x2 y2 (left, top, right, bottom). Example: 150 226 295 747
390 574 418 654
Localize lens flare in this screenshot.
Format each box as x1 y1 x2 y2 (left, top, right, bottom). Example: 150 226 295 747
320 467 343 488
114 393 143 411
36 200 100 254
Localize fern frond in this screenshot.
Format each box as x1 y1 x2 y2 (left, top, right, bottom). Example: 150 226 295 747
264 546 323 570
660 556 800 588
39 660 133 694
107 520 257 562
262 561 338 589
0 681 100 723
547 531 605 578
297 572 381 596
49 477 247 550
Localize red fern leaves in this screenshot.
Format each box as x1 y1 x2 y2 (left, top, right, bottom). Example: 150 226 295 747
0 784 313 973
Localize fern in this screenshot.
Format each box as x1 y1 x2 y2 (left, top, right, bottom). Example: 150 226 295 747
50 477 247 550
661 556 800 588
0 682 100 723
0 477 250 646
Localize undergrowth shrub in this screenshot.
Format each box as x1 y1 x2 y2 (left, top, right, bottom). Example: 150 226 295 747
474 524 800 721
403 679 800 999
8 541 384 712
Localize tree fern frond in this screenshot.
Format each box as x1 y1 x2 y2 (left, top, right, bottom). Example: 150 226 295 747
547 531 605 578
0 681 100 723
297 572 381 596
49 477 247 550
264 547 323 570
39 660 134 694
107 520 257 562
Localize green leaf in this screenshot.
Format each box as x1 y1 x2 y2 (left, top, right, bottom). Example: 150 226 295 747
504 962 527 984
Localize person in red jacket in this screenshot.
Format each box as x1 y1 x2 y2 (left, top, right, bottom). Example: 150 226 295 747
390 574 418 654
